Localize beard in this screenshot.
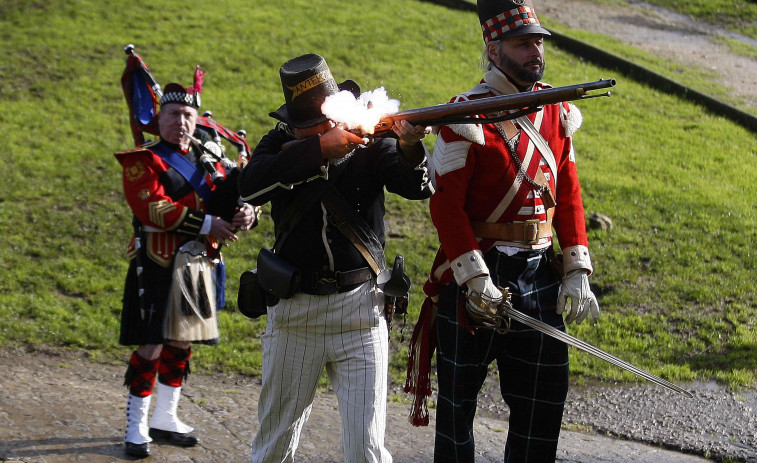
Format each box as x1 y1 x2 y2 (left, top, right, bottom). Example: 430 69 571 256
497 53 545 86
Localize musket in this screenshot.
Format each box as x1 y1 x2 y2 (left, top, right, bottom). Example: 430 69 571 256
467 288 693 398
355 78 615 137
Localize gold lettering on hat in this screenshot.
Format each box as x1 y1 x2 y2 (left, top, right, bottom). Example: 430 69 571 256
288 70 332 100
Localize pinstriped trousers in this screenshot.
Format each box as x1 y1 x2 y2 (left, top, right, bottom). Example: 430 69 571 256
251 280 392 463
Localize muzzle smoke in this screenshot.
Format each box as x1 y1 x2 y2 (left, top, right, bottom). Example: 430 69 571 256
322 87 400 134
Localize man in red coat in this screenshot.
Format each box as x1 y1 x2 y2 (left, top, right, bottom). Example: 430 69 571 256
424 1 600 461
114 69 257 458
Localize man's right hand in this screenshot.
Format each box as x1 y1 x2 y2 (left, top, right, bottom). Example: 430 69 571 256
209 216 239 245
320 126 368 159
467 275 503 303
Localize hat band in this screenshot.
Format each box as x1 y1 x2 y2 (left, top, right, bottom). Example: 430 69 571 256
482 6 541 43
161 91 198 107
287 69 333 101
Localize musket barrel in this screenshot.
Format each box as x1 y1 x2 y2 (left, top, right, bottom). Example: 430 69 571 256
373 78 615 134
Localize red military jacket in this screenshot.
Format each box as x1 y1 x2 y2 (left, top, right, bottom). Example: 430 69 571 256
114 139 225 268
427 68 589 288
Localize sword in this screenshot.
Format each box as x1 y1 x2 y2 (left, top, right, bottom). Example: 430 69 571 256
468 289 694 398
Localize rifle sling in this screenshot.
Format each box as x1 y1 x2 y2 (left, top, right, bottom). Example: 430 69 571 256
273 159 385 276
322 184 386 275
272 158 349 250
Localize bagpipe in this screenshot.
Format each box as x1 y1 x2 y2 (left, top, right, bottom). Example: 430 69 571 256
120 44 250 222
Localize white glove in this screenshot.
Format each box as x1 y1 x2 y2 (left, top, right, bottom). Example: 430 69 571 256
556 270 600 325
467 275 503 304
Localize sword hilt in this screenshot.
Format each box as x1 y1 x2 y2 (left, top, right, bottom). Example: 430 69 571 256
465 286 512 333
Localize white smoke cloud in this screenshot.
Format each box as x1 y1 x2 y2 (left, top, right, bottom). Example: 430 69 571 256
321 87 400 134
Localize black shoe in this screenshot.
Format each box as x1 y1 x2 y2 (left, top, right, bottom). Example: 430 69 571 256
125 441 151 458
149 427 199 447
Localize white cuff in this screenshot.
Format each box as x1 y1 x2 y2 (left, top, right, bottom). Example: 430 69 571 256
450 250 488 286
199 215 213 235
562 245 593 275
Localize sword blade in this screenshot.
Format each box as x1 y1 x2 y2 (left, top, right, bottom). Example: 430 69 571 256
504 307 693 398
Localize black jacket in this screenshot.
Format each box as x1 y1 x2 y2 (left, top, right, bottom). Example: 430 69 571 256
238 123 433 280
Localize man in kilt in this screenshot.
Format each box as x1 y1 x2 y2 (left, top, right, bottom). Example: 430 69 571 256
417 1 601 461
114 69 257 458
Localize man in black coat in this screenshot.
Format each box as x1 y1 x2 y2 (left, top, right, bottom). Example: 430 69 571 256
238 53 433 463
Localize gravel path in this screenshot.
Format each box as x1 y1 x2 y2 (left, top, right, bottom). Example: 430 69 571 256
0 347 723 463
538 0 757 109
473 376 757 462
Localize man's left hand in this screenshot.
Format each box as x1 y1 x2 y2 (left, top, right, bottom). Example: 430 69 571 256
232 203 260 231
556 269 600 325
393 120 430 149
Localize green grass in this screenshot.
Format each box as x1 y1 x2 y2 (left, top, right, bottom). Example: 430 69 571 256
0 0 755 394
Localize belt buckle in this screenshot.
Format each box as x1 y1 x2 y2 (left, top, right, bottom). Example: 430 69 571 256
524 219 540 245
333 271 345 289
316 276 337 288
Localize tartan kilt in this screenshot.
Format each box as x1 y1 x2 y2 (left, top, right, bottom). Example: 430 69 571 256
119 257 220 346
434 248 569 463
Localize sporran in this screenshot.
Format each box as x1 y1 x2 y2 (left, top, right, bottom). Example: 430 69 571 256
164 240 219 341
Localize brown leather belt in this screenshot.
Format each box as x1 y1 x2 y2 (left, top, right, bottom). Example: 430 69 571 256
470 219 552 245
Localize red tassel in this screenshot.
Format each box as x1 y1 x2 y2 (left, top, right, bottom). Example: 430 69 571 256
189 65 206 96
456 292 476 335
404 296 437 427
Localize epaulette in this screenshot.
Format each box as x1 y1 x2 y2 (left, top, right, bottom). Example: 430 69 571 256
114 139 159 158
446 93 486 145
560 102 583 137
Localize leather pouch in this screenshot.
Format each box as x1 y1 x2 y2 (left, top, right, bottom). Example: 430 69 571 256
237 269 268 319
257 248 301 299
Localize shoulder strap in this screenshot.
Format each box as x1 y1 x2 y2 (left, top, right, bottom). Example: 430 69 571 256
322 184 386 275
517 113 558 187
273 160 349 250
151 142 212 203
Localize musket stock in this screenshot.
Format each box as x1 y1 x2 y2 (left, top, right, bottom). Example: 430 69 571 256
369 78 615 136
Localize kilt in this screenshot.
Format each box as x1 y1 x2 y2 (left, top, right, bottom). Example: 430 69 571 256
434 248 569 463
119 257 219 346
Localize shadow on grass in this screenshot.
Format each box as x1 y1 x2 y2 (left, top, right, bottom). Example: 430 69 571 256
418 0 475 13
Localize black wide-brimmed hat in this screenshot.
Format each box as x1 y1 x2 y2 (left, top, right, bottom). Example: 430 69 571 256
160 65 205 109
269 53 360 128
477 0 551 44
